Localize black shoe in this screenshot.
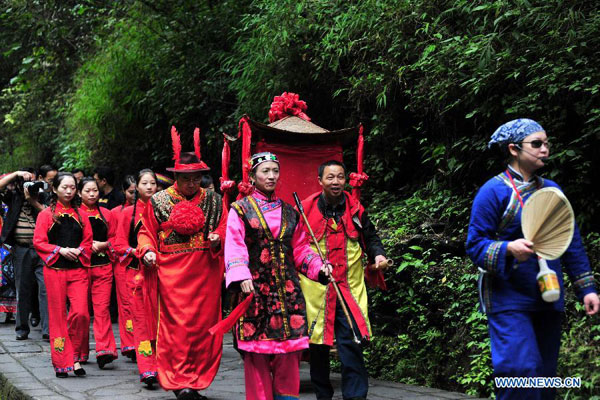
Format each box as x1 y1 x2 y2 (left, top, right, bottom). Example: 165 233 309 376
142 375 157 388
96 354 114 369
74 367 86 376
55 372 68 378
123 349 136 362
42 334 50 342
176 388 200 400
30 316 40 327
15 333 28 340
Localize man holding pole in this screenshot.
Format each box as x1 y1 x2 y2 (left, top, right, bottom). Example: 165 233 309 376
299 160 389 400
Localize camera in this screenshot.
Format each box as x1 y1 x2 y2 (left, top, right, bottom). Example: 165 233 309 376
23 181 49 195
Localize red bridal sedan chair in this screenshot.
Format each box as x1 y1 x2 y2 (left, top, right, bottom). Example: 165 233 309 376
211 92 384 337
219 92 368 206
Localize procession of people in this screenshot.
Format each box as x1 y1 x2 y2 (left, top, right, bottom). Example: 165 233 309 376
0 93 598 400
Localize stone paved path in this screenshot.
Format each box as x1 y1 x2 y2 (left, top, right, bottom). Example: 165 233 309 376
0 319 482 399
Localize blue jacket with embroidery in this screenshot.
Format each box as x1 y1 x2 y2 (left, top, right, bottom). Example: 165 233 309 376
466 169 596 314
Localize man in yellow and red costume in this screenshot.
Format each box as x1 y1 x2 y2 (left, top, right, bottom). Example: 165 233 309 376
137 127 226 400
300 160 388 400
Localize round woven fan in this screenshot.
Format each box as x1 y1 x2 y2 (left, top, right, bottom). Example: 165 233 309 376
521 187 575 260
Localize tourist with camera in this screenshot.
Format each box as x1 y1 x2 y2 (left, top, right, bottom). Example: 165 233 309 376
0 165 56 341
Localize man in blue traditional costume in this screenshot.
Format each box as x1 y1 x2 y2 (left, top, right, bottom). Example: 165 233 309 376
466 119 599 399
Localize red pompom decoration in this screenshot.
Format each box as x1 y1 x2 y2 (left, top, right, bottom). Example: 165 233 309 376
238 181 255 197
268 92 311 123
349 172 369 188
161 200 206 235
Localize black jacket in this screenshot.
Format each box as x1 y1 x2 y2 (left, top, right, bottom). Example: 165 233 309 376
0 189 50 245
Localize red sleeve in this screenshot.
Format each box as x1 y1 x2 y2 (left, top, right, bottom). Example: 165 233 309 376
33 208 61 267
209 206 228 258
115 206 135 265
105 209 118 262
77 214 93 267
138 201 160 261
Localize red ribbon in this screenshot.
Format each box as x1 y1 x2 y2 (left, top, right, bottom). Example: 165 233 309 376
209 293 254 336
351 124 366 203
220 137 235 209
172 162 209 171
237 116 253 200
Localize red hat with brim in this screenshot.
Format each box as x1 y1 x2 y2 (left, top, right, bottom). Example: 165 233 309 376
166 152 210 173
167 126 211 173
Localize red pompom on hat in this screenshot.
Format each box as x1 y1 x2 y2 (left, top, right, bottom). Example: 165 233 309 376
161 200 206 235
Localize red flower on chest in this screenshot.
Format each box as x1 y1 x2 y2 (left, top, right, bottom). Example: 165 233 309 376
161 200 205 235
260 248 271 264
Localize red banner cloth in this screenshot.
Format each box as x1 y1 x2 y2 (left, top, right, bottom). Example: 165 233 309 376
255 140 343 205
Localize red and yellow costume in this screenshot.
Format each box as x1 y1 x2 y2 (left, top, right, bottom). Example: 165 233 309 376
110 205 135 357
80 205 118 362
33 203 93 372
138 183 227 391
115 199 158 381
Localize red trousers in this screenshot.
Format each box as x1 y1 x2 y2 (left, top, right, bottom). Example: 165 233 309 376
44 267 90 372
243 352 302 400
113 261 135 354
127 266 157 380
82 264 117 360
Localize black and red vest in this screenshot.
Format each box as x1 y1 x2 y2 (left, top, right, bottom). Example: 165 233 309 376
231 195 308 341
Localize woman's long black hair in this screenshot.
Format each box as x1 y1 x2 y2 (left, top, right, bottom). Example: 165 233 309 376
128 169 157 247
120 175 136 210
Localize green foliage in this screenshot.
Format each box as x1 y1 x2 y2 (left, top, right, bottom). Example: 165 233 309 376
365 189 494 397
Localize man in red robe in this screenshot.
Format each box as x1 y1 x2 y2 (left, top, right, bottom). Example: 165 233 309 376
137 127 226 400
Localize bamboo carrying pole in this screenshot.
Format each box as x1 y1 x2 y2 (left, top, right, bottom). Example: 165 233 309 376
293 192 362 345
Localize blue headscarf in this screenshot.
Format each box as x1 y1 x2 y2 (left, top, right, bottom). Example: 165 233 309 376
488 119 545 148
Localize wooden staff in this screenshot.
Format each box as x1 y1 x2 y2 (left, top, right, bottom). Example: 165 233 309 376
293 192 361 345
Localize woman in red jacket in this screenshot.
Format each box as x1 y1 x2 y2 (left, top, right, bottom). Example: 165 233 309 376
111 175 136 360
33 172 92 378
115 169 158 387
79 177 119 369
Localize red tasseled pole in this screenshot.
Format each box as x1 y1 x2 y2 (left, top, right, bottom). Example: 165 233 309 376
222 138 230 181
237 116 254 200
193 127 202 161
351 124 365 203
220 137 232 209
357 124 364 175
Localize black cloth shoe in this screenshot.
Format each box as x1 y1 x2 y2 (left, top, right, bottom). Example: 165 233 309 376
74 367 86 376
15 333 28 340
55 372 68 378
30 316 40 327
142 375 157 388
96 354 114 369
176 388 200 400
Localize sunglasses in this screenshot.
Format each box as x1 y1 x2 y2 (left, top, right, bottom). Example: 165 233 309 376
520 140 550 149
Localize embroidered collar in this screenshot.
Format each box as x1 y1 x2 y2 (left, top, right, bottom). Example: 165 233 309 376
55 201 74 213
252 189 281 212
506 165 536 183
